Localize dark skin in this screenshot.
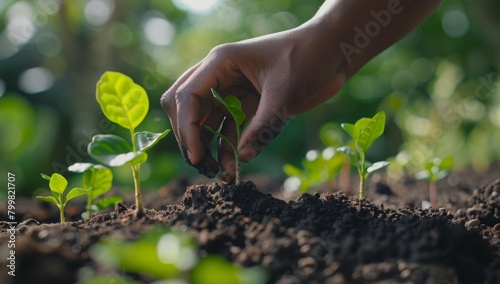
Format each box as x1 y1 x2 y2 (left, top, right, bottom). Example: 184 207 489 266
161 0 443 184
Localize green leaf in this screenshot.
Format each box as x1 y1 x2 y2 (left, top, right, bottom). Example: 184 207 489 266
49 173 68 195
40 173 51 181
439 157 454 170
211 89 246 126
340 123 357 140
356 111 385 153
96 195 123 210
83 167 113 199
204 125 234 148
367 161 390 174
65 187 90 203
283 164 302 177
135 129 170 152
36 196 60 207
192 256 241 284
88 134 148 167
96 71 149 130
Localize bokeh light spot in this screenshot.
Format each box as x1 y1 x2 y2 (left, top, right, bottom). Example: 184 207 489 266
18 67 55 94
143 17 175 46
173 0 218 14
84 0 114 27
442 9 469 38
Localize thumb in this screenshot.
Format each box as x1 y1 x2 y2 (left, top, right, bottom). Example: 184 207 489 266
237 97 293 163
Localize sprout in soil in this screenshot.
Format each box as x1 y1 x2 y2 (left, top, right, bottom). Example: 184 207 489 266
87 71 170 216
37 173 89 222
338 111 390 200
204 88 247 185
416 157 454 208
68 163 122 220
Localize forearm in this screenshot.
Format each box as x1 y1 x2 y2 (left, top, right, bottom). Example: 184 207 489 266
307 0 442 78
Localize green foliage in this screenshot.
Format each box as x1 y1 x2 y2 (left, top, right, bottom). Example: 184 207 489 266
339 111 390 200
88 227 267 283
36 173 89 222
88 72 170 213
205 88 247 185
68 163 122 220
417 157 454 183
283 148 343 192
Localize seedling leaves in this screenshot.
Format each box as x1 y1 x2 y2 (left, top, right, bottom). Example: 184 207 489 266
82 166 113 199
40 173 51 181
65 187 90 204
135 129 171 152
367 161 390 174
211 89 246 126
96 71 149 130
49 173 67 195
88 134 147 167
68 163 99 173
36 196 59 207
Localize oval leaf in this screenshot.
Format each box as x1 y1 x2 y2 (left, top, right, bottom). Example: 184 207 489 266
65 187 90 204
36 196 60 207
367 161 390 174
283 164 302 177
96 71 149 130
40 173 51 181
88 134 137 167
83 167 113 199
135 129 171 152
49 173 68 195
356 111 386 153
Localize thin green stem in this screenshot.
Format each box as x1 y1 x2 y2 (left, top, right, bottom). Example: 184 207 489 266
131 164 142 210
130 128 136 151
86 194 93 220
358 151 366 200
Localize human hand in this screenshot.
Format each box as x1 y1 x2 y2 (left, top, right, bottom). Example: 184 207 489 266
161 24 347 183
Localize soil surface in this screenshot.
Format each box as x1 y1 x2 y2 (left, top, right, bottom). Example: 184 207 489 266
1 172 500 284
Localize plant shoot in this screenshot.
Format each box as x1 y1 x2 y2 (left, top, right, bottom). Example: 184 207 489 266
338 111 390 200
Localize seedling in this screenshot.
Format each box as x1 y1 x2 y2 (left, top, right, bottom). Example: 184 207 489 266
416 157 454 207
68 163 122 220
204 88 246 185
88 71 170 216
37 173 89 222
338 111 390 200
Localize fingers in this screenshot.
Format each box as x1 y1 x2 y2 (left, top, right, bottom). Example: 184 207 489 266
238 90 293 163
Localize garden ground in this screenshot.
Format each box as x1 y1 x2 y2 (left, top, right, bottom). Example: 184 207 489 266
1 166 500 284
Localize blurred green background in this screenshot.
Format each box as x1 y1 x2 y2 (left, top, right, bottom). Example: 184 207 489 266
1 0 499 197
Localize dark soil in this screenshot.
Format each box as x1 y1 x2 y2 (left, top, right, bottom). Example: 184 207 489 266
1 174 500 284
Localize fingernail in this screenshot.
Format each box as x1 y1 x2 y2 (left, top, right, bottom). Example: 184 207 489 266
198 166 217 178
238 146 256 163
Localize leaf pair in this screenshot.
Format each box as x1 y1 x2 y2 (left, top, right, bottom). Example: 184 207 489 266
38 173 89 208
416 157 454 183
341 111 386 154
37 173 90 222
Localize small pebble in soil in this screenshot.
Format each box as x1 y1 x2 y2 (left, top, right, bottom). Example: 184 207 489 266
466 219 481 228
493 223 500 233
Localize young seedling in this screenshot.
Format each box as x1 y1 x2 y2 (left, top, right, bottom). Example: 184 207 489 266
37 173 89 222
338 111 390 200
416 157 454 208
88 71 170 216
68 163 122 220
204 88 246 185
